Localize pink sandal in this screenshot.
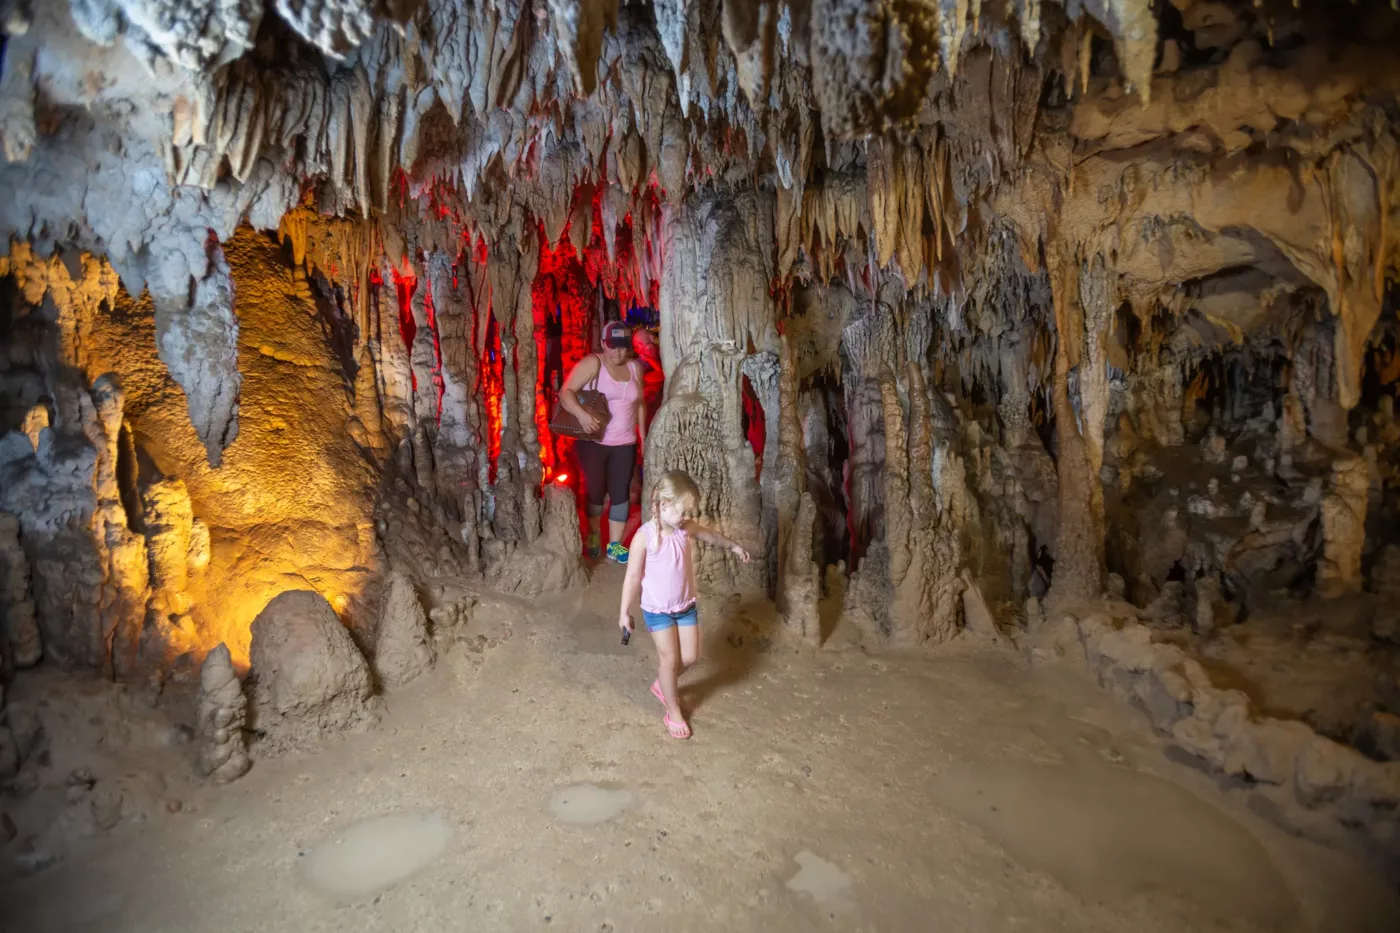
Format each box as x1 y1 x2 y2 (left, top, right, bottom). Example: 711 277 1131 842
664 712 691 739
650 679 665 705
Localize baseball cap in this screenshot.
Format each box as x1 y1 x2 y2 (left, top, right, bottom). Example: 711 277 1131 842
602 321 631 348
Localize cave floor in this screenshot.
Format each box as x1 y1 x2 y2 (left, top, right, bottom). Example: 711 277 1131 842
2 567 1397 933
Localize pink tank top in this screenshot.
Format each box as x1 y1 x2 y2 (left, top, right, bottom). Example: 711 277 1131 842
637 522 697 614
596 356 641 447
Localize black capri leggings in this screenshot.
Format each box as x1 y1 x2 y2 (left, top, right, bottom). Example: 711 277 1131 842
576 441 636 522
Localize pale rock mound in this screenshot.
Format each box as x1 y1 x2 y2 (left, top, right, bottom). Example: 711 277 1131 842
248 590 379 752
373 571 435 689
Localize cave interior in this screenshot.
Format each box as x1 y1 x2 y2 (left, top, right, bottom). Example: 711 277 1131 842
2 0 1400 926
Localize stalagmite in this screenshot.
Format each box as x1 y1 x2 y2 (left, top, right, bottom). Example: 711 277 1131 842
196 643 251 784
1316 455 1369 598
248 590 380 753
374 571 436 688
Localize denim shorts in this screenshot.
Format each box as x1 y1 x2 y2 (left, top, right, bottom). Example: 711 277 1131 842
642 604 699 632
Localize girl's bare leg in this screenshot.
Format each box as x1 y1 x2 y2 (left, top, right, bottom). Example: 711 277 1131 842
677 623 701 676
649 625 685 724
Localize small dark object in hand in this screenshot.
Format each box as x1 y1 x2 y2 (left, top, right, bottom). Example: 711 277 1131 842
621 628 631 646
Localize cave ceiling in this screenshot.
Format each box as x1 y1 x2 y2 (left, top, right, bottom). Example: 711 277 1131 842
0 0 1397 456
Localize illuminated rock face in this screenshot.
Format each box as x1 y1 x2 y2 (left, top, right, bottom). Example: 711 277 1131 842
0 0 1399 843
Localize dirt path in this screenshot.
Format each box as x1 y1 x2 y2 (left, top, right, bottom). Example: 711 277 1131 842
2 566 1396 932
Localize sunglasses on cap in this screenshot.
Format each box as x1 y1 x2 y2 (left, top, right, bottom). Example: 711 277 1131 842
603 323 631 348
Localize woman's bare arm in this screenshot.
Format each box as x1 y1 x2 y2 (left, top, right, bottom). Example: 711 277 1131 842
634 362 648 445
560 355 602 428
681 521 750 562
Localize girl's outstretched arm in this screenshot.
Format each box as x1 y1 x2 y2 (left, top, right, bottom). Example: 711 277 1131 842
618 526 649 632
681 521 751 563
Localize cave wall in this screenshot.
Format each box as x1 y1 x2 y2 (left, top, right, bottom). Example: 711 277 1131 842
1 228 381 671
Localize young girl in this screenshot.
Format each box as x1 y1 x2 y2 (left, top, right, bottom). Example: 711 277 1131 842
617 471 750 739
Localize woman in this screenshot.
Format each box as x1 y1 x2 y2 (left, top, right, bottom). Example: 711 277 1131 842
560 320 646 562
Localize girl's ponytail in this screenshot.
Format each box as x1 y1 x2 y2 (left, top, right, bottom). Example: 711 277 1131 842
650 485 662 553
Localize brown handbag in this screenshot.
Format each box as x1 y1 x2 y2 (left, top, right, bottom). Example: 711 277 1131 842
549 355 611 440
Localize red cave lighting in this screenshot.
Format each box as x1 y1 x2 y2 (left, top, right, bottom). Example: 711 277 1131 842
390 266 419 391
529 183 665 490
422 276 446 424
742 375 765 479
481 308 504 484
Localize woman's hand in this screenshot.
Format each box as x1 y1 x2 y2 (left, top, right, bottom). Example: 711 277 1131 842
619 612 635 634
731 543 751 563
577 410 601 434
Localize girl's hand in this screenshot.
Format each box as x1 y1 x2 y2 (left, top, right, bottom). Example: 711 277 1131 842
619 612 635 633
731 544 751 563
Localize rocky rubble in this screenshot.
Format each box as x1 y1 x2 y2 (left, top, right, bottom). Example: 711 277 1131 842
1031 607 1400 861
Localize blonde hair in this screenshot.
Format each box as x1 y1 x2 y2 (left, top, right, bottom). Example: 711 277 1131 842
650 470 700 544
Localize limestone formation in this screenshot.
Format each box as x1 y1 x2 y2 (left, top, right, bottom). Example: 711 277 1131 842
153 242 241 467
373 571 436 689
0 365 149 674
248 590 379 753
142 479 195 601
485 486 585 598
196 643 251 784
1316 456 1369 597
0 512 40 668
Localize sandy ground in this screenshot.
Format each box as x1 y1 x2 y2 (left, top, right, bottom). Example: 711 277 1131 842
2 565 1397 933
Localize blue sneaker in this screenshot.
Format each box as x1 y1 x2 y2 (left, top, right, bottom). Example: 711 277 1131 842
606 542 629 564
